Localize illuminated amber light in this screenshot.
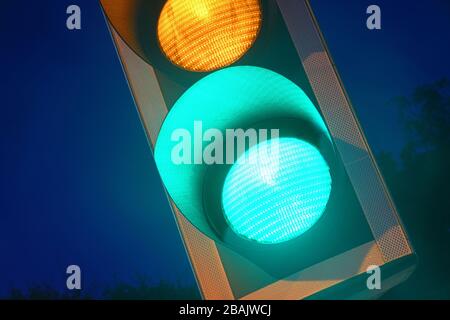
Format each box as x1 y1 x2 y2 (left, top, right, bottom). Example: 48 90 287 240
157 0 262 72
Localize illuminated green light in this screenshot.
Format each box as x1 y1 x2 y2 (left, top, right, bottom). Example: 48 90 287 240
155 66 333 241
222 138 332 244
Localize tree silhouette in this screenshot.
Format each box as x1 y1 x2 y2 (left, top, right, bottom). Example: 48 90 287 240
8 279 200 300
379 78 450 299
103 277 200 300
8 285 91 300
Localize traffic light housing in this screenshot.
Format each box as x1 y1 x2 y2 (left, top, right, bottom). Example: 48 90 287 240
100 0 416 299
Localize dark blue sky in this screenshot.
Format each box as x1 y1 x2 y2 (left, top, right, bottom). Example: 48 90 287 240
313 0 450 154
0 0 449 297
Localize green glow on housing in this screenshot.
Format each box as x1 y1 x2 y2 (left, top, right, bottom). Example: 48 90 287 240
154 66 332 240
222 138 332 244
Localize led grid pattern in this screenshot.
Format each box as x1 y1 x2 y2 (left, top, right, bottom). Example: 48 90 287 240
222 138 332 244
157 0 262 72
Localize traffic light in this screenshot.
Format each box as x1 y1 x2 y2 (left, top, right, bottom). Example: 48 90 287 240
100 0 416 299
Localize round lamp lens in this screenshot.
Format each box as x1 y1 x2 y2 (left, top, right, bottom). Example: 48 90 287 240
157 0 262 72
222 138 332 244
